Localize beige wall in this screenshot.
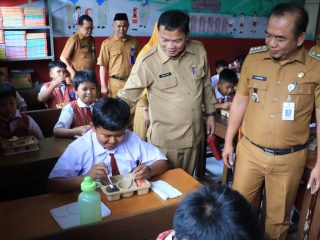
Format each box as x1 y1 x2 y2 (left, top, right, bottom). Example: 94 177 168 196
305 0 320 39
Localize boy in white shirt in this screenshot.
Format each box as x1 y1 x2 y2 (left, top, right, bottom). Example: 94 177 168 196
53 70 98 138
48 97 168 192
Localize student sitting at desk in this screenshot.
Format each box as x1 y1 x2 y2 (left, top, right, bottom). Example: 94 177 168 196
48 97 168 192
207 69 238 160
53 70 98 138
157 184 263 240
0 82 43 139
38 60 75 109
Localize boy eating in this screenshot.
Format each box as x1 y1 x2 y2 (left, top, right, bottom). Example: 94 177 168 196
53 70 98 138
38 60 75 109
48 97 168 192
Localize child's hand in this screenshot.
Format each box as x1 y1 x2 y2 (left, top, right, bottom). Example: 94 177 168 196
81 125 91 135
221 102 232 110
133 164 151 179
53 75 66 87
72 125 90 136
87 163 108 180
65 77 72 85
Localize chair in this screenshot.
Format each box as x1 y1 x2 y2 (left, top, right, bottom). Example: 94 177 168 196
24 108 61 137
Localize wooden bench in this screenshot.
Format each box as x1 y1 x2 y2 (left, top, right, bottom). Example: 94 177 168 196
18 88 45 110
24 108 62 137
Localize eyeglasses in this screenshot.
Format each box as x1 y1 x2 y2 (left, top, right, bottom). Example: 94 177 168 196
81 25 94 31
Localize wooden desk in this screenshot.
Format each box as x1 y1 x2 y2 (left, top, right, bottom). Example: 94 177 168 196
0 168 201 240
0 137 72 201
213 113 228 139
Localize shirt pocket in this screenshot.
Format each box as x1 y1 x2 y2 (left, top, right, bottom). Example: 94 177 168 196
80 47 92 62
154 75 178 90
289 84 314 111
111 49 121 57
248 80 268 108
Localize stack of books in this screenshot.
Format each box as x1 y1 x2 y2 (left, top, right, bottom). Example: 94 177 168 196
10 69 33 89
26 32 47 57
24 8 46 26
0 30 5 59
0 7 24 27
4 31 27 58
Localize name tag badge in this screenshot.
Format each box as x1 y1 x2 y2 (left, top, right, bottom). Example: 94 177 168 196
282 101 295 121
159 72 172 78
252 75 267 81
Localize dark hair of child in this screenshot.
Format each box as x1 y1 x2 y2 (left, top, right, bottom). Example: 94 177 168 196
215 60 228 69
73 70 98 90
92 97 130 131
48 60 67 71
173 184 263 240
0 82 16 100
78 14 93 25
219 69 238 86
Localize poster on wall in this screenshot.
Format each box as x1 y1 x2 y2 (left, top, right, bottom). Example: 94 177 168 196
1 0 310 39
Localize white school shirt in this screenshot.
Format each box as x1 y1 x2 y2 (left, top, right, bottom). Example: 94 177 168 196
54 98 93 129
210 74 219 87
214 86 229 103
49 129 167 178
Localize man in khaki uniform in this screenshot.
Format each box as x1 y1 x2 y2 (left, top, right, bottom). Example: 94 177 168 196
98 13 140 97
118 10 215 175
223 3 320 240
60 15 96 80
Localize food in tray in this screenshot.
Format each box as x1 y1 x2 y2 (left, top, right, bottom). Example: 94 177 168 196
1 135 39 155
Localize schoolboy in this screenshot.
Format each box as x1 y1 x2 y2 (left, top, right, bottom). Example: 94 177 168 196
157 184 263 240
38 60 75 109
53 70 98 138
0 82 43 139
210 59 228 88
208 69 238 160
48 97 168 192
213 68 238 111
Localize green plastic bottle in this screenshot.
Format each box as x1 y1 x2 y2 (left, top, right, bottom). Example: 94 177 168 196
78 176 102 225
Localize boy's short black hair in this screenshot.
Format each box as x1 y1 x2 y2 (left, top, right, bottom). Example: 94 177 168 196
48 60 67 71
173 184 263 240
78 15 93 25
219 69 238 85
92 97 130 131
73 70 98 90
215 60 228 69
0 82 16 100
158 10 190 35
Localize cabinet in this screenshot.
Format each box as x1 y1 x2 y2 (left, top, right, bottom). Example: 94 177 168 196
0 0 54 61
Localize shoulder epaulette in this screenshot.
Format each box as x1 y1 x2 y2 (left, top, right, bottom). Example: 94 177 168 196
249 45 268 54
140 46 157 61
308 50 320 61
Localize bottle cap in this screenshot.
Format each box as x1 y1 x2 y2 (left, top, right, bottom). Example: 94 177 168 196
81 176 97 192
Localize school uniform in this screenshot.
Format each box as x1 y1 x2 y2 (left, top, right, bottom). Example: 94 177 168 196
0 110 43 139
40 82 75 109
54 99 93 129
49 129 167 178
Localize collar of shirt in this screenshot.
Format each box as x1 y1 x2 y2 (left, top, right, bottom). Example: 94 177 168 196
263 46 306 65
77 98 94 108
111 35 130 42
0 110 21 123
157 41 195 64
214 87 227 102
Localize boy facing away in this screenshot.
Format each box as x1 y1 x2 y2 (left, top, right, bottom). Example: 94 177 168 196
0 82 43 139
53 70 98 138
157 184 263 240
38 60 75 109
48 97 168 192
210 59 228 88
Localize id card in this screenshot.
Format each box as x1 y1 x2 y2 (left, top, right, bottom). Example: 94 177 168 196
282 101 295 121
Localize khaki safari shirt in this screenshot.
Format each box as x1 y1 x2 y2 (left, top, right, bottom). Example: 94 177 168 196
237 46 320 149
61 32 96 71
118 40 215 149
97 35 140 78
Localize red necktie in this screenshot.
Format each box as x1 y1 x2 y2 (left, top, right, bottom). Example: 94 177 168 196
85 107 92 119
109 153 120 176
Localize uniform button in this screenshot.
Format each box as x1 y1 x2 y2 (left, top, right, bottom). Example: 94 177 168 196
273 97 277 102
268 130 272 134
270 114 274 118
277 81 281 85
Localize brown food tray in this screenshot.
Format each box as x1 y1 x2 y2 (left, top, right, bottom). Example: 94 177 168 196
1 136 39 156
100 173 151 201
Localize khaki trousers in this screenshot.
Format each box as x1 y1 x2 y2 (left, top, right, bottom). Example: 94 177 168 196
158 143 202 176
232 137 306 240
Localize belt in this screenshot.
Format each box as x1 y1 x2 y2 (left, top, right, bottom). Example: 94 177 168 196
110 75 128 81
246 138 308 155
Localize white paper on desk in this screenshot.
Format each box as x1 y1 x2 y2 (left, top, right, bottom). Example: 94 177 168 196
151 180 183 201
50 202 111 229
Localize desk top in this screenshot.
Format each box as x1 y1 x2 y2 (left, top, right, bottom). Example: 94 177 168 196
0 137 72 168
0 168 201 240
